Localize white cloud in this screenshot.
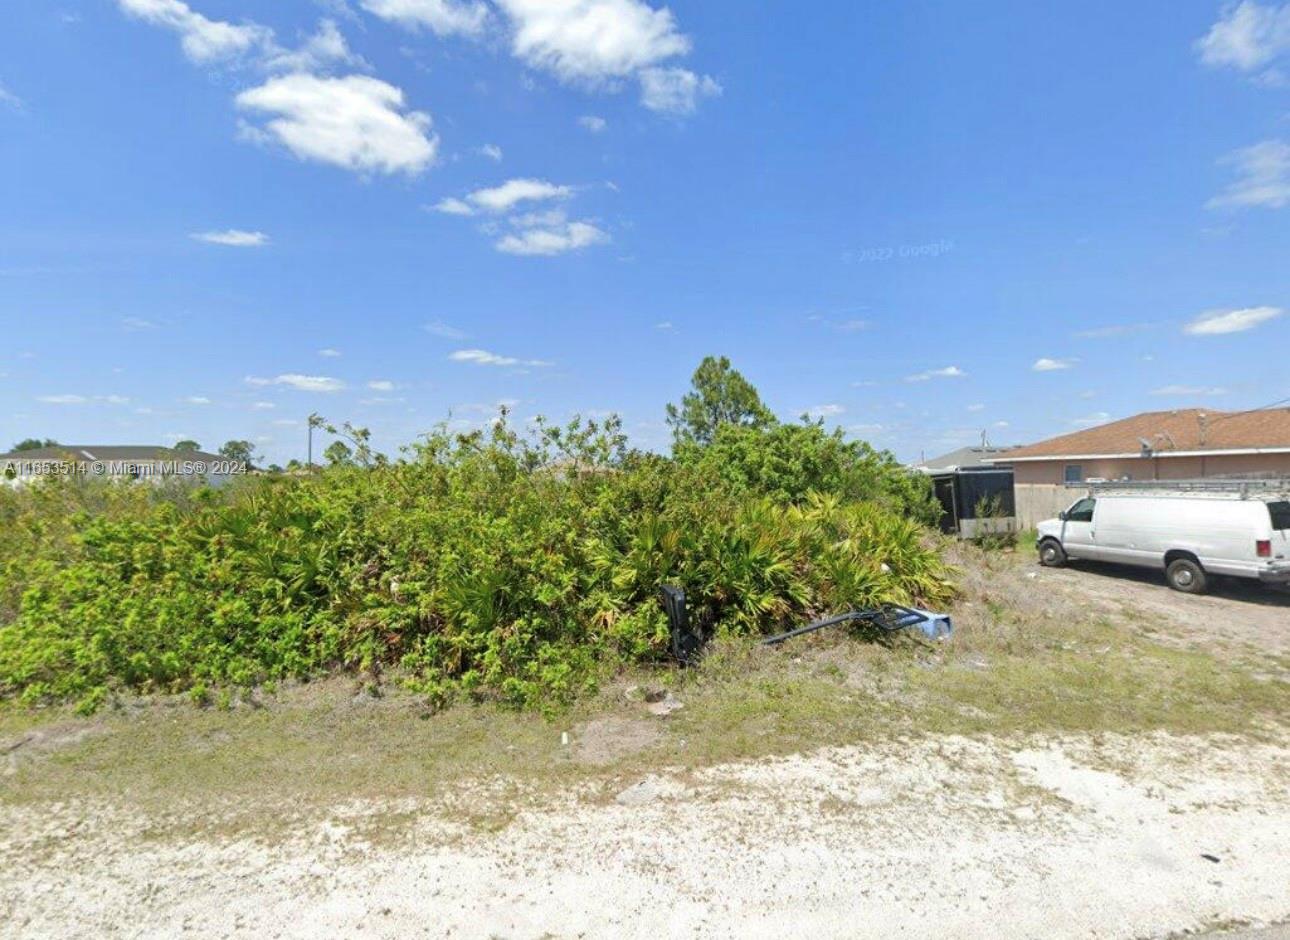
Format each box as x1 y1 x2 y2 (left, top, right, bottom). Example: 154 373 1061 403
185 396 212 405
121 317 157 330
579 114 607 133
1184 305 1283 334
1195 1 1290 75
479 143 503 162
318 348 342 357
367 379 396 391
431 197 476 216
638 67 721 114
1032 357 1075 372
35 394 130 406
495 219 608 256
1150 384 1230 396
1072 411 1111 427
0 82 23 112
449 348 550 367
495 0 691 83
118 0 273 64
466 178 572 213
360 0 489 37
245 373 346 392
190 228 269 247
655 320 674 331
251 401 277 410
236 73 437 176
906 365 966 382
264 18 366 72
1207 139 1290 210
806 404 845 419
424 321 467 339
966 403 985 412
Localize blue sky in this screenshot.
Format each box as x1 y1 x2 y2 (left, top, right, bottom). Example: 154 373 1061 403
1 0 1287 465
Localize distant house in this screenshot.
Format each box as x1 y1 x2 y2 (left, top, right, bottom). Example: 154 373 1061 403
913 445 1018 537
0 445 242 487
990 408 1290 526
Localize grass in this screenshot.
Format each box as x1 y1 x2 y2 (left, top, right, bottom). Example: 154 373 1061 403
2 544 1285 841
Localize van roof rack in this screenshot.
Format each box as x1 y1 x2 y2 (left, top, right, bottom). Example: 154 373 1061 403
1074 478 1290 499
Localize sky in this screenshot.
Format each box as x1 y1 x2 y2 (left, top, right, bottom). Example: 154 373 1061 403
1 0 1287 466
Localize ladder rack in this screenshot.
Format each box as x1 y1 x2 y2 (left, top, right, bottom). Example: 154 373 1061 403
1069 478 1290 499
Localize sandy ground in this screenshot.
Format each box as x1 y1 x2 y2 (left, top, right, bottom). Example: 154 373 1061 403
1 732 1287 939
1020 557 1290 657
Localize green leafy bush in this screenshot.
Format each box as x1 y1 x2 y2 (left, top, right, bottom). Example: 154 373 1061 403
0 417 953 713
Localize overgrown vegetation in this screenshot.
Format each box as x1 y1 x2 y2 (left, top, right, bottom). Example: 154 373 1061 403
0 360 947 714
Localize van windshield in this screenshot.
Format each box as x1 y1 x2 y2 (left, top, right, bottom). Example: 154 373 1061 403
1269 501 1290 531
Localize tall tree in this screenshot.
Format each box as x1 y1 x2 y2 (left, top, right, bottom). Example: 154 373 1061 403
173 440 201 453
666 356 776 448
324 441 354 466
218 440 257 467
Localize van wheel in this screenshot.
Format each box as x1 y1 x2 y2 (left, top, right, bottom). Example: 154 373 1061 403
1166 558 1207 595
1038 540 1066 568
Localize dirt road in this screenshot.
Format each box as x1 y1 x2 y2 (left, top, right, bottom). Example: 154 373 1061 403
2 732 1287 939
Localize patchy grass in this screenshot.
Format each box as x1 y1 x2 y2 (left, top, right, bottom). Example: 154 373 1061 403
3 545 1285 840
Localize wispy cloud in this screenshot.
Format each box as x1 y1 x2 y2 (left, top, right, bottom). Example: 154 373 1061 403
1032 357 1075 372
191 229 269 247
639 67 721 114
121 316 157 331
449 348 550 367
579 115 607 133
0 81 23 112
478 143 503 162
184 396 212 405
367 379 396 391
425 321 467 339
436 178 572 216
906 365 966 382
1183 305 1283 335
318 348 342 358
1150 384 1230 397
245 373 346 392
495 218 608 256
1071 411 1111 427
805 404 845 419
1072 322 1152 339
1207 139 1290 210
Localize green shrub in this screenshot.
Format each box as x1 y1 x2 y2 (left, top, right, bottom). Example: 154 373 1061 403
0 417 953 713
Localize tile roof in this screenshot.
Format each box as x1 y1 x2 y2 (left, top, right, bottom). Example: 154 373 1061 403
1001 408 1290 460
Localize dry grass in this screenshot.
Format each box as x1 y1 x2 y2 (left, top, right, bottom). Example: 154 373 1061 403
2 544 1285 842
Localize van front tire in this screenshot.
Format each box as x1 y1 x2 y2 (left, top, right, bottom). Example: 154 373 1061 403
1166 558 1207 595
1039 540 1066 568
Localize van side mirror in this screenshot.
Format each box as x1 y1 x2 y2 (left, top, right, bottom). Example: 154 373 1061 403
1058 511 1067 521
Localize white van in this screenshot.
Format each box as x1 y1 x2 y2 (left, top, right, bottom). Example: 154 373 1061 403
1036 486 1290 594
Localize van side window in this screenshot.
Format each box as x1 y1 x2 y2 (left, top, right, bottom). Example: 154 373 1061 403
1063 465 1083 484
1066 498 1095 523
1269 501 1290 531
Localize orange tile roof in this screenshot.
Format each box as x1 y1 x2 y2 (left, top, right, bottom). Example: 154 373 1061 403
1001 408 1290 460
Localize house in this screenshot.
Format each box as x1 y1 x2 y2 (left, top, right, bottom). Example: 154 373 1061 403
0 445 242 487
991 408 1290 527
913 445 1019 537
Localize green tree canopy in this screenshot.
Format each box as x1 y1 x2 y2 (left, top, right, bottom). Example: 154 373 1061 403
11 438 58 452
218 440 257 466
324 441 354 466
665 356 776 448
173 440 201 453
